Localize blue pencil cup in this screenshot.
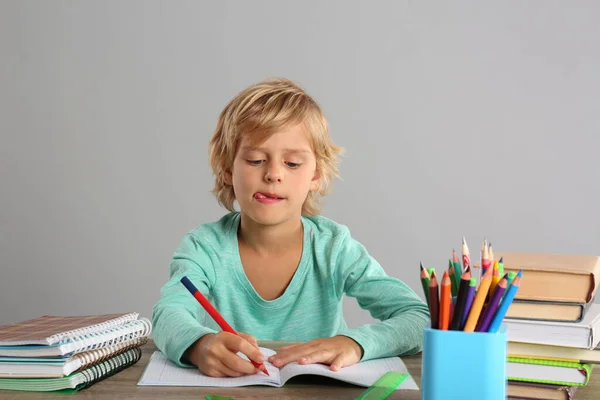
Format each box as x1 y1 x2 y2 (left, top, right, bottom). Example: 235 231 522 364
421 326 507 400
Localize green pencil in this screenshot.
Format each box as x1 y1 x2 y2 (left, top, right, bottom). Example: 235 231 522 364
420 262 431 306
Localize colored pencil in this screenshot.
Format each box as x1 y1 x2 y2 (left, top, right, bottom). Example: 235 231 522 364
452 250 462 294
476 274 508 332
427 267 435 281
488 270 522 333
498 256 504 276
439 271 452 330
420 262 431 306
448 259 458 297
481 241 491 278
460 277 477 329
461 236 471 271
489 260 501 301
463 266 493 332
450 267 472 330
503 271 518 301
180 276 269 375
428 272 440 329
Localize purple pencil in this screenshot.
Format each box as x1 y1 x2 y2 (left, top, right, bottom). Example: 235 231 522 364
460 278 477 329
476 275 508 332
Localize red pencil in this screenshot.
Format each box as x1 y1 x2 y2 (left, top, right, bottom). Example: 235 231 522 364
180 276 269 375
439 271 452 330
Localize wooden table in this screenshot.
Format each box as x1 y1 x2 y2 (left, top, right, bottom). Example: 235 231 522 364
1 340 599 399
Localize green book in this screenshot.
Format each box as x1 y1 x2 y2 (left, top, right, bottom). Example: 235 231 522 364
0 348 141 393
507 356 593 386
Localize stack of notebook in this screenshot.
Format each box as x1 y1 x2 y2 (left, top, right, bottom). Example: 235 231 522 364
494 252 600 400
0 312 152 393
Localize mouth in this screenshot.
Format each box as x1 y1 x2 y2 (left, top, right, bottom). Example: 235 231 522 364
254 192 285 200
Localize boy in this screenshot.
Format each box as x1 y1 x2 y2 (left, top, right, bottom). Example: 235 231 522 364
152 78 430 378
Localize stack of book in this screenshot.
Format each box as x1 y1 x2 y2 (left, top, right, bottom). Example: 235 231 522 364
0 312 152 393
495 252 600 400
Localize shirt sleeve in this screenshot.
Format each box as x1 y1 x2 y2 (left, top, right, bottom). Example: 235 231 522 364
151 233 219 367
332 229 431 362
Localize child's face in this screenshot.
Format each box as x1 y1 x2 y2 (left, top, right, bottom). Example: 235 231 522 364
225 123 320 227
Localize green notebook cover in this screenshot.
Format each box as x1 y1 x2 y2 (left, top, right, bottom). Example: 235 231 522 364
507 356 593 386
0 348 141 393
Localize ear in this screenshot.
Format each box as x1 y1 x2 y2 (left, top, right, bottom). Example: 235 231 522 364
223 169 233 186
309 169 321 192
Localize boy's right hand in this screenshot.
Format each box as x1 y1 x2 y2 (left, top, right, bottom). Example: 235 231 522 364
186 332 264 377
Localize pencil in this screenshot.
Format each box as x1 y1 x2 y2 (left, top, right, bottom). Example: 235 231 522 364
481 242 491 278
461 236 471 271
439 271 452 330
448 259 458 297
420 262 431 306
489 261 501 300
488 270 522 333
460 277 477 329
463 266 493 332
451 251 462 295
476 274 508 332
450 267 472 330
498 256 504 276
428 272 440 329
180 276 269 375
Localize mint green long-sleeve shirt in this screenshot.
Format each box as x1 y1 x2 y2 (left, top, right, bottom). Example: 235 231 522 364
152 212 430 367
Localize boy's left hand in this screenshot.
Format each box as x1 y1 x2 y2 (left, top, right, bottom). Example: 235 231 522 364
267 336 363 371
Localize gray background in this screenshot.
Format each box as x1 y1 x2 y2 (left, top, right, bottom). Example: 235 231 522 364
1 1 599 328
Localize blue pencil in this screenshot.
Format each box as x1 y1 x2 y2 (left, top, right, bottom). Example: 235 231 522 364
488 270 522 333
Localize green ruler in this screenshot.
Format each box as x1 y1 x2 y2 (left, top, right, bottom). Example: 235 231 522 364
355 371 409 400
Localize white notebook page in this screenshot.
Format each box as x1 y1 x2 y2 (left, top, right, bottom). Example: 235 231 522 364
138 348 418 390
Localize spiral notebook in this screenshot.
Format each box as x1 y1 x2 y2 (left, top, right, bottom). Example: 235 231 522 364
0 336 149 377
0 313 152 357
0 347 142 393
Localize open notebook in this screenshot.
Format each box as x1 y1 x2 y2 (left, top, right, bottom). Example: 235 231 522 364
138 347 418 390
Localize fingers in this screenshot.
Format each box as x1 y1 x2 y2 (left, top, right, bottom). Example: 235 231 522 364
329 353 353 371
297 349 334 366
220 351 258 375
222 333 264 368
238 332 259 349
269 344 315 368
279 343 300 351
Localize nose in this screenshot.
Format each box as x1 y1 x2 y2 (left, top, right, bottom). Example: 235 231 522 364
264 163 283 183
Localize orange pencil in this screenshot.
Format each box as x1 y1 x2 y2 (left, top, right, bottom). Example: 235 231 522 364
439 271 452 330
463 266 493 332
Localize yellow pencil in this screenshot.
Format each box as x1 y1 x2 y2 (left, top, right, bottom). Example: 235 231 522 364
489 261 501 297
463 266 493 332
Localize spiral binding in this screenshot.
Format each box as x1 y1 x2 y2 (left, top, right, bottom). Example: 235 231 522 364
71 336 148 373
63 317 152 356
75 347 142 391
48 313 139 345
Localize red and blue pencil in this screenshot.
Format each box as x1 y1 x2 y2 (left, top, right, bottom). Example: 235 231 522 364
180 276 269 375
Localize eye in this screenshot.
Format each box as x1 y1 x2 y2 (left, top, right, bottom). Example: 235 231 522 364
285 162 301 169
246 160 264 166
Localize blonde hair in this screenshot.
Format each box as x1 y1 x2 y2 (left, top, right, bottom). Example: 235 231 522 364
209 78 343 216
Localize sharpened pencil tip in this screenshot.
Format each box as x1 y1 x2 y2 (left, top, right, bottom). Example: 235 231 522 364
499 256 503 263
